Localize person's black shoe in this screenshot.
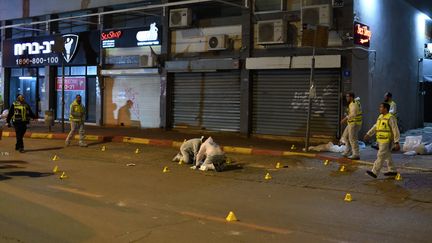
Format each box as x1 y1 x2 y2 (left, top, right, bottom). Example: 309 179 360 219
366 170 377 178
384 171 398 177
371 143 379 150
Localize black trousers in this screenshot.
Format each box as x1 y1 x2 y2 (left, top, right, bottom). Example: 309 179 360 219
14 122 27 150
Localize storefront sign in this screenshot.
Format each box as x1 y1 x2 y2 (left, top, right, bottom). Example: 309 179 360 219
101 23 161 49
354 21 371 47
2 31 99 67
56 77 86 91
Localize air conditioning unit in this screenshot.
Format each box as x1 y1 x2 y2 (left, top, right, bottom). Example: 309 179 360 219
139 54 157 67
207 35 228 51
302 4 332 27
257 20 287 45
169 8 192 28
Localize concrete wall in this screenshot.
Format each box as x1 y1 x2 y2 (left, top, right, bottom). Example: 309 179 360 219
0 0 145 21
352 0 428 134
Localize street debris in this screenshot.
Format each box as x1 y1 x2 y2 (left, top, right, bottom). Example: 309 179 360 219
308 142 346 153
402 135 432 155
126 163 136 167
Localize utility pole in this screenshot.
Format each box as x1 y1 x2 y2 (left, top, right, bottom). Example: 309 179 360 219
305 29 318 152
61 62 65 133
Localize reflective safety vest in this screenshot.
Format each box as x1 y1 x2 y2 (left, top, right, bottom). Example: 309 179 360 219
12 101 27 122
386 100 397 117
347 100 363 125
69 100 85 122
376 113 393 144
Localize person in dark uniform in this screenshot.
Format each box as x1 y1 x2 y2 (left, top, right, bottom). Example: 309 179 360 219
6 94 36 153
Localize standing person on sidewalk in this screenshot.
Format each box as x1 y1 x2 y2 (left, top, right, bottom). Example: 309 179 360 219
340 92 363 160
65 95 87 147
364 103 400 178
6 94 36 153
384 92 397 117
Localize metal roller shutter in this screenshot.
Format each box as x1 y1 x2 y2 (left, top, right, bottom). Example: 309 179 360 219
173 71 240 132
253 69 341 138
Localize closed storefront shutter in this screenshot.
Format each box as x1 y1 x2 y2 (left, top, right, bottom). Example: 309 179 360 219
173 71 240 132
253 69 340 138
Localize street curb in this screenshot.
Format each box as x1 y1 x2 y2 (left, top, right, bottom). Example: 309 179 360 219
2 131 431 172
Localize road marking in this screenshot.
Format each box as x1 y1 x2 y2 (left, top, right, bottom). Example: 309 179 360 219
223 146 253 155
180 211 292 235
123 137 150 144
283 151 316 158
31 133 53 139
48 185 103 198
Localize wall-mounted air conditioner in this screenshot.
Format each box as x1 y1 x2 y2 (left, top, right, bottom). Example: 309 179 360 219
207 35 228 51
169 8 192 28
257 19 287 45
301 4 332 27
139 54 157 67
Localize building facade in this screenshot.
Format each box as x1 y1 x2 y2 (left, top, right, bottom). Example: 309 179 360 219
0 0 430 142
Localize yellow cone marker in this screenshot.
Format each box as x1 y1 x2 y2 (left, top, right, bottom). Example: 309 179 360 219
225 211 238 222
324 160 330 166
101 146 106 152
52 165 59 173
135 148 140 154
52 155 59 161
339 165 346 172
226 158 232 164
178 159 184 165
291 145 296 150
163 166 169 173
344 193 352 202
395 173 402 181
59 172 68 179
264 172 272 180
276 162 282 169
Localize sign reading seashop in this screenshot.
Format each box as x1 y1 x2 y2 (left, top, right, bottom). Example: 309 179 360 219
56 77 86 91
354 21 371 48
2 31 99 67
101 23 161 49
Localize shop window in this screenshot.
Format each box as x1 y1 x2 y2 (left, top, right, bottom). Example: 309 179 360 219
38 67 45 77
11 68 23 77
57 67 71 76
70 66 86 76
87 66 97 75
23 68 38 77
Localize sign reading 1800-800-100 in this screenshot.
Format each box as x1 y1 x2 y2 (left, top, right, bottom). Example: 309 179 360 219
2 32 98 68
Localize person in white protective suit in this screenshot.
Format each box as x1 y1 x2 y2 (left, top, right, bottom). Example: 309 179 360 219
192 137 226 172
172 136 204 164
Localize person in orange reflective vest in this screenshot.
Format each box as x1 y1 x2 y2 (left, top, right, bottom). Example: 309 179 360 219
364 103 400 178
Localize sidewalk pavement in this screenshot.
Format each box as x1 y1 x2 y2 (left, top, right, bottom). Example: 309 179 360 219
2 122 432 172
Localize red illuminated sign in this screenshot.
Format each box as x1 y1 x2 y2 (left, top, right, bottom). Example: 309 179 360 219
354 22 371 47
101 31 122 41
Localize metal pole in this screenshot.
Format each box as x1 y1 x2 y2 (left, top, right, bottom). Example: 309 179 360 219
61 62 65 133
305 29 318 152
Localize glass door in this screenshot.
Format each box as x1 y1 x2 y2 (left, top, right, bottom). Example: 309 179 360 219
9 68 38 114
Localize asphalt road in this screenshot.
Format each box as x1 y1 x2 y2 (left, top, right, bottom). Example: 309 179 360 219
0 137 431 243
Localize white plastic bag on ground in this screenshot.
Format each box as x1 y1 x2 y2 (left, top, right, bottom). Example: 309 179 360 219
308 142 346 153
404 151 417 156
415 143 432 155
308 142 333 152
403 136 422 152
